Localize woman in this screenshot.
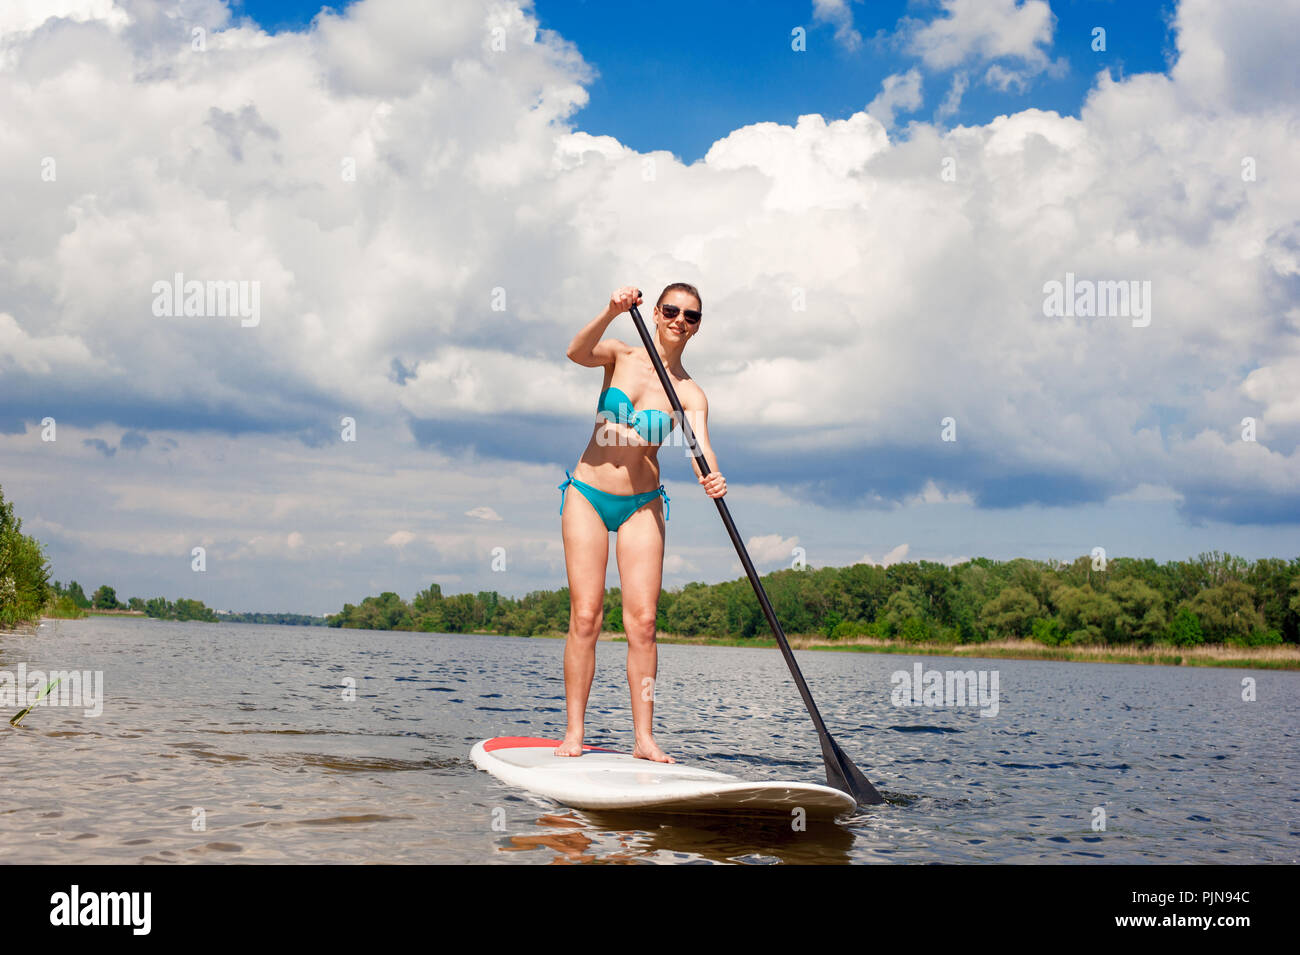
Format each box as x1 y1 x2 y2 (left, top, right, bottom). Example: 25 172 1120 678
556 283 726 762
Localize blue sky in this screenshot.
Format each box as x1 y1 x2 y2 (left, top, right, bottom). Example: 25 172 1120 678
233 0 1176 162
1 0 1297 614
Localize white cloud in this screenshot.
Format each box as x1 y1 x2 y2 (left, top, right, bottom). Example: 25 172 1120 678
935 71 968 120
0 0 130 37
812 0 862 52
1168 0 1300 112
1107 484 1184 503
747 533 800 564
983 62 1027 93
905 481 974 506
867 68 923 129
663 553 696 575
0 0 1297 613
906 0 1054 73
860 543 910 567
1242 355 1300 426
702 111 888 217
0 313 100 374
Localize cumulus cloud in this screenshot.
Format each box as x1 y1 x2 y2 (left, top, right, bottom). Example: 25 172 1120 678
905 0 1054 73
0 0 130 36
860 543 910 567
0 0 1296 613
747 533 801 564
1168 0 1300 112
935 70 968 121
867 68 923 129
812 0 862 52
385 531 416 549
0 313 100 376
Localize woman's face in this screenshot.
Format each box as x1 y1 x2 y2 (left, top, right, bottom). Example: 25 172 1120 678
655 291 701 344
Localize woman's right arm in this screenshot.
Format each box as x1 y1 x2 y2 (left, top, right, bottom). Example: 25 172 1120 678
566 286 641 366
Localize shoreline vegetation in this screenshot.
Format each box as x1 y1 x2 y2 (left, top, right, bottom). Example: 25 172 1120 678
5 485 1299 669
328 553 1300 671
1 485 332 630
522 630 1300 670
38 594 330 628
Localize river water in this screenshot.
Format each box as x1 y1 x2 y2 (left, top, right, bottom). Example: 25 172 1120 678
1 618 1295 864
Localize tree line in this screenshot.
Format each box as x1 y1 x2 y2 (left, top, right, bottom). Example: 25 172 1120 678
49 581 326 624
49 580 220 622
7 484 1298 645
328 553 1300 648
0 485 51 628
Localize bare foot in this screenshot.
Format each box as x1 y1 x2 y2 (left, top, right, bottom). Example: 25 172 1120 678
632 738 676 763
554 732 585 757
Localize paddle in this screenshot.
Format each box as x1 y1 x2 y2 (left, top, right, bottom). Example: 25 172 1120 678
625 292 884 806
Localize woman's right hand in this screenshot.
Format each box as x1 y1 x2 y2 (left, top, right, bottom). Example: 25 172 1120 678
607 286 642 316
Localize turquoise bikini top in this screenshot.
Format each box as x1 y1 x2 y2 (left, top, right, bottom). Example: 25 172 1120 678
597 386 676 444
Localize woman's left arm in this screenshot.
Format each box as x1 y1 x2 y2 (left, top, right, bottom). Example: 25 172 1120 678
683 392 726 499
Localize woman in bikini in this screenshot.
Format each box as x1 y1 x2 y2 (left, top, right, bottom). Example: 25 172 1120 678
556 283 726 762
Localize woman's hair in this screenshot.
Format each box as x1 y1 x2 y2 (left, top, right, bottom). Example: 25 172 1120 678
656 282 701 311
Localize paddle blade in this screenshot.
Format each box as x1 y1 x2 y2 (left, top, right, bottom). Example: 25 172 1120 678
823 735 885 806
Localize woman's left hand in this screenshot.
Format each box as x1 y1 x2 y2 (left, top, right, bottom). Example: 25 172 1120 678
700 471 726 499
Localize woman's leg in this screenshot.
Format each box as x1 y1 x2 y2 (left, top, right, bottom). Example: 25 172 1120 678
556 480 610 756
614 495 674 763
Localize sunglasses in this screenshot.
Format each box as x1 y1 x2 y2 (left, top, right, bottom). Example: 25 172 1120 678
658 303 701 325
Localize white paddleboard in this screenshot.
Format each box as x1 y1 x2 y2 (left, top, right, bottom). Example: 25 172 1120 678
470 736 857 819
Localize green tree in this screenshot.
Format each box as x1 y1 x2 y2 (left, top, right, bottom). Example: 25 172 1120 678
1055 585 1121 644
172 598 218 622
883 585 926 638
0 485 52 627
841 563 890 626
145 596 172 618
1188 581 1264 643
411 583 447 632
721 580 763 638
1167 605 1204 646
665 582 723 636
1031 617 1065 646
1245 557 1299 643
348 592 412 630
601 587 623 634
65 580 91 608
1108 577 1168 643
949 561 996 641
979 585 1041 640
92 585 123 610
1004 558 1053 608
441 593 478 633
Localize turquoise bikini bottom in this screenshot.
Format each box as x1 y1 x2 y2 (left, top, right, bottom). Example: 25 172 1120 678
558 469 670 532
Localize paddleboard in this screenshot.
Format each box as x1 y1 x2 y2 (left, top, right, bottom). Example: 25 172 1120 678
470 736 857 819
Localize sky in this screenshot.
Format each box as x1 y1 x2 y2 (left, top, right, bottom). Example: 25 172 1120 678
1 0 1297 615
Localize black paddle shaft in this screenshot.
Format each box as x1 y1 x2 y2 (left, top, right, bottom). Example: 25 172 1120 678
625 293 884 806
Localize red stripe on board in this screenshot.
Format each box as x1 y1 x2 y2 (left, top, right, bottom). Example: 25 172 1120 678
483 736 617 753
